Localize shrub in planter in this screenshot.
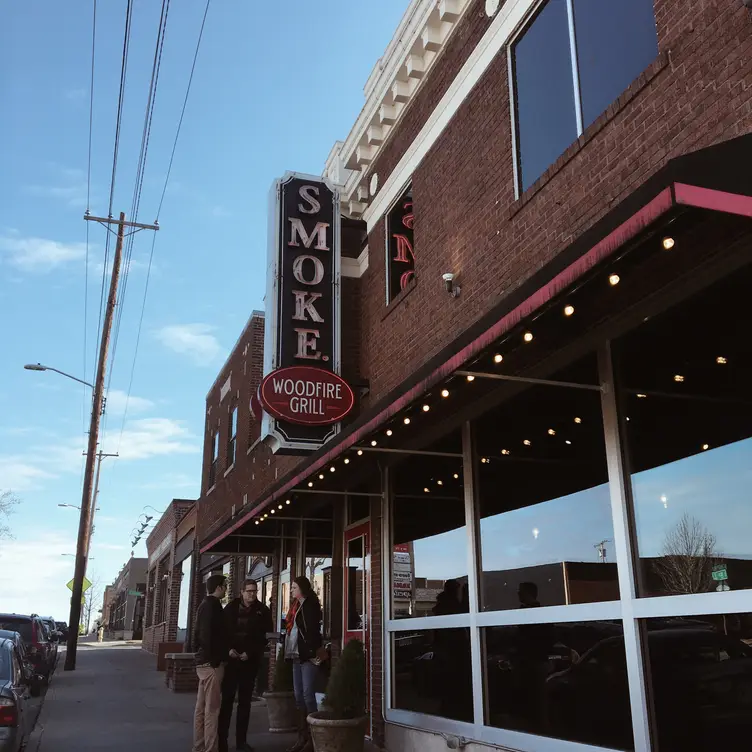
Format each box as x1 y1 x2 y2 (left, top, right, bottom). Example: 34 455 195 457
308 639 368 752
264 643 297 733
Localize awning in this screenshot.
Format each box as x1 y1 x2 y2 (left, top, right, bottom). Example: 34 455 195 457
202 133 752 554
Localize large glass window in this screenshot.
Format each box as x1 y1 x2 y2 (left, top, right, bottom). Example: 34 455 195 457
392 628 473 722
227 405 237 468
484 620 632 749
477 357 619 611
512 0 658 192
643 613 752 751
392 451 467 619
617 264 752 598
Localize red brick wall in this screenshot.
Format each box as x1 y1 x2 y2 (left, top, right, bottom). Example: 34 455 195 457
357 0 752 403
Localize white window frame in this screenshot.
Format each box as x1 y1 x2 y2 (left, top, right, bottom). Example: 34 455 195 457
382 339 752 752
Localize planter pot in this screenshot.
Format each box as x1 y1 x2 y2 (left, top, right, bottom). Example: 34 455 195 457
307 712 368 752
264 691 297 733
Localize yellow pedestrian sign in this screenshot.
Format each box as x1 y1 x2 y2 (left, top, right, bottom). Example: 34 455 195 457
66 577 92 593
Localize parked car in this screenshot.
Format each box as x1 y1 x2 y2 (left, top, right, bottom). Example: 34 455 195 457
54 622 69 641
37 618 60 668
0 637 33 752
0 616 53 682
0 633 40 698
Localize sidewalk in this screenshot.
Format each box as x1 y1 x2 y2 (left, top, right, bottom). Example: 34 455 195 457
30 644 298 752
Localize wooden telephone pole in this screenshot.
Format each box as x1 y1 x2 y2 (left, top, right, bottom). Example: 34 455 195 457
65 212 158 671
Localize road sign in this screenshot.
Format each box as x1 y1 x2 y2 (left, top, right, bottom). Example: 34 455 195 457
712 566 728 582
128 589 142 597
67 577 92 593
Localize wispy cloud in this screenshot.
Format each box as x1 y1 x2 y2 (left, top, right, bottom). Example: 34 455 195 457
155 323 223 366
0 235 87 272
0 456 56 492
112 418 198 460
104 389 154 417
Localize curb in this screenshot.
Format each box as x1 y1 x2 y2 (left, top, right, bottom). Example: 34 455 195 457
26 681 55 752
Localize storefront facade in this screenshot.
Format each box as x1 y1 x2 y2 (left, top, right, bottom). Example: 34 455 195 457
194 1 752 751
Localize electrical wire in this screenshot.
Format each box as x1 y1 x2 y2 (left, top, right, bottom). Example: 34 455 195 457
116 0 213 451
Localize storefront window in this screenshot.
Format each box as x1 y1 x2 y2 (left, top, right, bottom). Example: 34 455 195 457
618 264 752 598
392 454 467 618
392 628 473 723
642 613 752 751
476 356 619 611
484 620 632 749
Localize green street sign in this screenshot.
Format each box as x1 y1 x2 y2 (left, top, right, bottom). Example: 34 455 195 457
66 577 93 593
712 567 728 582
128 589 142 597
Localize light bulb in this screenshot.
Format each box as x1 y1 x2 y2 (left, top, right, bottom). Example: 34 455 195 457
437 480 443 486
674 374 685 383
386 429 393 436
371 440 377 447
662 236 675 250
717 356 727 365
702 443 710 450
523 439 531 446
424 488 430 493
494 354 503 364
466 375 475 382
564 305 575 317
344 458 350 464
308 482 313 487
404 417 411 425
501 449 510 455
441 389 450 398
637 393 647 398
319 473 325 479
609 274 620 286
255 520 259 525
270 509 275 514
574 417 582 424
357 449 363 456
548 429 556 436
330 466 335 472
286 499 291 504
523 332 533 343
422 404 430 412
453 473 459 479
565 440 572 445
278 504 283 509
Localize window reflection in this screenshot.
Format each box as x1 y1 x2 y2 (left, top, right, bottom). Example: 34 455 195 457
393 628 473 722
392 453 467 618
476 356 619 610
617 263 752 597
347 538 366 631
643 613 752 751
484 620 632 749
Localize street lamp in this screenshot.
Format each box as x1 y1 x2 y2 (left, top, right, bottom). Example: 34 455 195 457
24 363 94 389
59 504 100 511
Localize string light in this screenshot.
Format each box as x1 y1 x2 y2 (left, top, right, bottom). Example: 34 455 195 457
404 417 411 425
501 449 510 455
330 466 335 472
271 509 275 514
422 404 430 412
286 499 291 505
674 374 685 383
308 482 313 487
371 440 377 447
523 439 531 446
344 458 350 464
523 332 534 343
453 473 459 479
255 520 259 525
564 305 575 317
386 429 393 436
278 504 283 509
565 440 572 445
441 389 450 397
319 473 325 479
437 480 443 486
702 443 710 451
574 417 582 424
424 487 430 493
662 236 675 250
548 429 556 436
637 393 647 398
357 450 363 456
466 375 475 382
494 354 503 364
609 273 620 286
716 356 727 365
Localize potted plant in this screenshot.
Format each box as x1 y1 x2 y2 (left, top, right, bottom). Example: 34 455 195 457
264 643 297 733
308 639 368 752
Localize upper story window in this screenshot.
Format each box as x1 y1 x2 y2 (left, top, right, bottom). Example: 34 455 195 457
385 184 415 304
227 405 238 468
208 429 219 488
512 0 658 193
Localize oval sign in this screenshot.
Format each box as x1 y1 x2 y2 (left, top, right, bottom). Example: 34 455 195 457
259 366 354 426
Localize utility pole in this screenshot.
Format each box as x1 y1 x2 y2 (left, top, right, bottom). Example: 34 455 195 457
65 212 158 671
88 450 118 551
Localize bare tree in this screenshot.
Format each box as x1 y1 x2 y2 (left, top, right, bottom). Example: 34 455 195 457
0 491 19 540
654 513 721 595
82 574 103 634
306 557 327 598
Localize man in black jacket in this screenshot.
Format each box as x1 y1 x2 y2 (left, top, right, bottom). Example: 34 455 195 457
218 578 273 752
193 574 228 752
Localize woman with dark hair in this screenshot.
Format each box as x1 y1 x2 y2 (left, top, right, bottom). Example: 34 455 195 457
284 576 323 752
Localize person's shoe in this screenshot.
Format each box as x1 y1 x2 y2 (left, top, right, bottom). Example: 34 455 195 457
285 709 308 752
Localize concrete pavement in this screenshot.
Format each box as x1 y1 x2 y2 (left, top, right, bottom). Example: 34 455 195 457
29 643 298 752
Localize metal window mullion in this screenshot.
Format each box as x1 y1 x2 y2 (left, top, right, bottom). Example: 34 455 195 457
565 0 584 135
633 589 752 619
476 599 621 628
386 613 472 632
507 44 521 200
382 465 393 714
462 421 485 730
599 342 652 752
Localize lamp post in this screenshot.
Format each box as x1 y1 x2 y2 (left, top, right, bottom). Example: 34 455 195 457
24 363 94 390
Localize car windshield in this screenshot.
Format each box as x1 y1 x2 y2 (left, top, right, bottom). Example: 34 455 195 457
0 618 32 643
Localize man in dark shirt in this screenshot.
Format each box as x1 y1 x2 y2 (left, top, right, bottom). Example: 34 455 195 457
218 578 273 752
193 574 228 752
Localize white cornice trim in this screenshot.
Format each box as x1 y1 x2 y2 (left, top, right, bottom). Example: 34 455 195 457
341 246 369 279
325 0 473 218
363 0 535 228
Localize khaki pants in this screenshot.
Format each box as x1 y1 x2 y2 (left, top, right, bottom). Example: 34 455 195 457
193 664 225 752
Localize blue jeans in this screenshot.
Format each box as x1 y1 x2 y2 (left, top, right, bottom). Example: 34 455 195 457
293 659 318 714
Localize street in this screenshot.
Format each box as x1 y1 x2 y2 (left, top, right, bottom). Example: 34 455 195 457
28 642 296 752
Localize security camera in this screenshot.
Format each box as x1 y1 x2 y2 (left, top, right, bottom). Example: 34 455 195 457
442 272 460 298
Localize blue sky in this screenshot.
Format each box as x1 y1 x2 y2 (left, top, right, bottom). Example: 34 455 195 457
0 0 408 621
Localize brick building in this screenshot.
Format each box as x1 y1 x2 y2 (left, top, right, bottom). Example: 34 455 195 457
142 500 197 655
191 2 752 751
105 557 147 640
